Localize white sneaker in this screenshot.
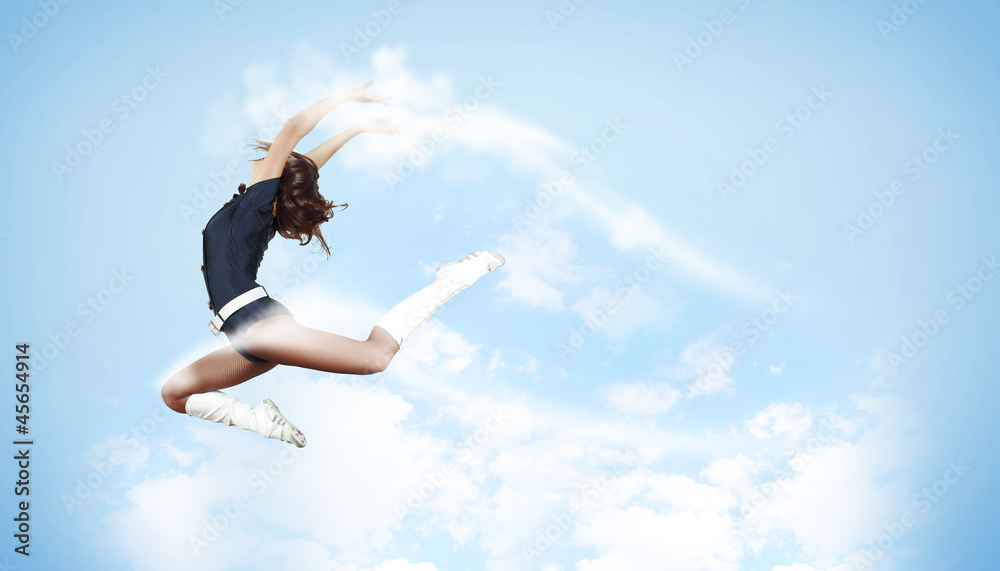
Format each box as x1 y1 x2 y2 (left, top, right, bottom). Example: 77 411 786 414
255 398 307 448
435 251 506 288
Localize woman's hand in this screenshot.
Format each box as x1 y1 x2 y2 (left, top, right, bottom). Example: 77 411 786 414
342 80 392 105
354 115 401 135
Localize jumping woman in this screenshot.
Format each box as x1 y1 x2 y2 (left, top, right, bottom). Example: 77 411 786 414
160 81 505 447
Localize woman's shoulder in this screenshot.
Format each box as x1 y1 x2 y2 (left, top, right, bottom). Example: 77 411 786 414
246 159 281 188
249 158 262 184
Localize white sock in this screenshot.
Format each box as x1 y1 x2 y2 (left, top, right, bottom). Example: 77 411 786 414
185 391 306 447
376 251 504 347
375 275 469 346
185 390 268 434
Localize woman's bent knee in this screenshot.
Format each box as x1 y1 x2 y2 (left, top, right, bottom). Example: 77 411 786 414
160 379 188 414
366 345 397 374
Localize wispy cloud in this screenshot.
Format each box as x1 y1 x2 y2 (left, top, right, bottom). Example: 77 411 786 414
237 42 771 305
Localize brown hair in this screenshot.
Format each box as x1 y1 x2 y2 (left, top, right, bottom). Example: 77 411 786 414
239 139 347 257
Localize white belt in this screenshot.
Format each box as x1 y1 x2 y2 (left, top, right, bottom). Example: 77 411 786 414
208 286 268 336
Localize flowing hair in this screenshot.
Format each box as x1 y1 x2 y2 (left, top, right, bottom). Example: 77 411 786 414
237 139 347 258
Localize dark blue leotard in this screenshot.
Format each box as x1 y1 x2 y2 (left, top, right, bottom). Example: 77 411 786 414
201 177 281 313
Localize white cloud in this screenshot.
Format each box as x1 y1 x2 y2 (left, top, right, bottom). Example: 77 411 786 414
700 455 763 495
84 433 150 475
573 472 741 571
563 198 772 303
772 564 852 571
122 42 932 571
159 437 199 467
745 403 813 440
494 220 587 311
571 284 677 349
98 376 452 570
484 348 506 377
769 363 785 375
515 355 539 375
233 41 770 305
663 336 737 398
394 318 481 374
599 381 682 415
747 394 921 558
368 559 439 571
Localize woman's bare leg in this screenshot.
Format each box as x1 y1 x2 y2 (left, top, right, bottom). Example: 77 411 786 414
160 345 277 414
237 250 505 373
160 345 306 446
238 316 400 375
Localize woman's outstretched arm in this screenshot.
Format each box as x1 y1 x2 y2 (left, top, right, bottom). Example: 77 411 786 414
303 116 400 169
250 80 390 183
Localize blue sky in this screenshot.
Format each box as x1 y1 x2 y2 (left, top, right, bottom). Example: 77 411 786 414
1 0 998 569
